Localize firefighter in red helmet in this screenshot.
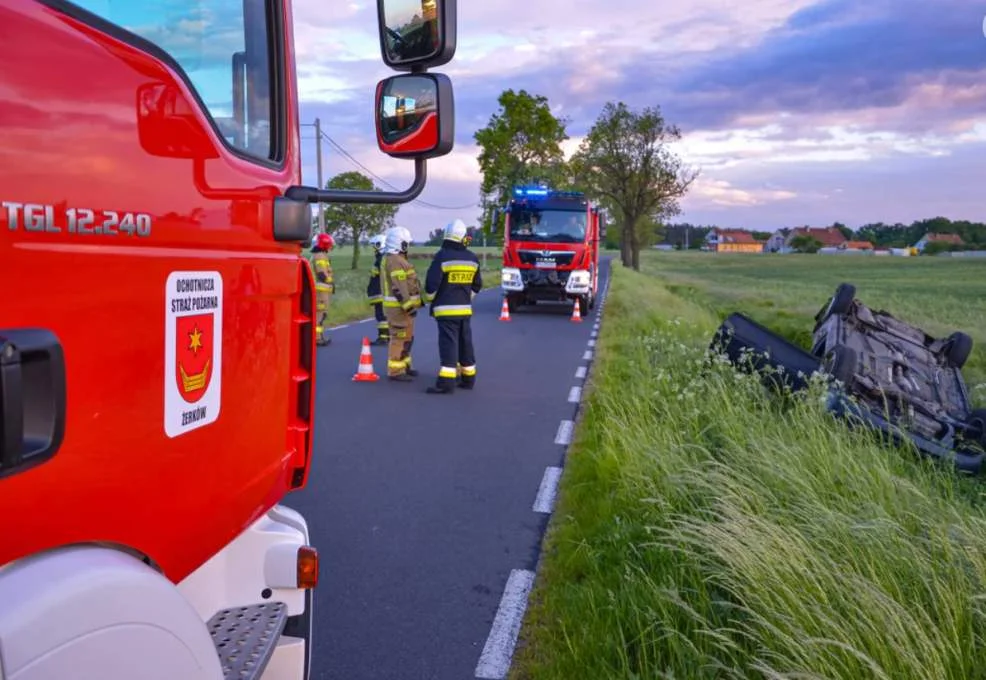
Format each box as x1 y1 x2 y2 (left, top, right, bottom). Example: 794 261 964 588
310 232 335 345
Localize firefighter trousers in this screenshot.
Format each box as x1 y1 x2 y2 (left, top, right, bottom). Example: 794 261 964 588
384 308 415 376
315 286 332 344
373 302 389 340
436 317 476 389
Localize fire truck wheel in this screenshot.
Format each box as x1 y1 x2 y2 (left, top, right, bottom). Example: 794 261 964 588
0 546 223 679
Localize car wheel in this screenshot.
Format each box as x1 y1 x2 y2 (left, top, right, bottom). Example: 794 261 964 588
823 345 857 386
945 331 973 369
968 408 986 446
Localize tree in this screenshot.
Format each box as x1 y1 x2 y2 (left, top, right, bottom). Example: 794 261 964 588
789 235 821 253
571 102 698 270
474 89 569 220
320 171 399 269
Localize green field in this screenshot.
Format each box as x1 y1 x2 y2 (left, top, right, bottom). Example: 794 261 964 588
317 245 504 326
513 252 986 680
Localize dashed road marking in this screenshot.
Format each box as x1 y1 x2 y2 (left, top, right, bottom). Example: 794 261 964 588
567 386 581 403
575 366 587 379
583 350 593 361
532 466 563 514
554 420 574 445
474 569 536 679
587 339 596 347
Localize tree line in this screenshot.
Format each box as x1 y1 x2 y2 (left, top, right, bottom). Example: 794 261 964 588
473 89 698 270
659 218 986 252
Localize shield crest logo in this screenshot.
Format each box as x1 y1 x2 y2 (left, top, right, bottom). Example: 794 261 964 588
175 313 214 403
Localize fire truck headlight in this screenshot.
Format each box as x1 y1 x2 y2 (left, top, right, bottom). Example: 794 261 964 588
565 269 591 293
501 267 524 291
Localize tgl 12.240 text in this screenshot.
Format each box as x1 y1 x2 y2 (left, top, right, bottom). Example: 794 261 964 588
2 201 152 237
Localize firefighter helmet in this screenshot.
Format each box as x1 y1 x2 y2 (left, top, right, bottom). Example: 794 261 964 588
369 233 386 251
383 226 409 254
443 219 468 243
314 232 334 251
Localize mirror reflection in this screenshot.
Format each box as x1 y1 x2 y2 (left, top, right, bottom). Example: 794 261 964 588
378 75 437 143
381 0 440 63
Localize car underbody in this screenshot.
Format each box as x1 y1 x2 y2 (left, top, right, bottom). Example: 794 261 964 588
710 283 986 474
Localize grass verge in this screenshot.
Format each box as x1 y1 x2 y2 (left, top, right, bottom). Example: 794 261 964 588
511 260 986 680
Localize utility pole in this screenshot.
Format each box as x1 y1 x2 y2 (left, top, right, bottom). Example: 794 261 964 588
314 117 324 233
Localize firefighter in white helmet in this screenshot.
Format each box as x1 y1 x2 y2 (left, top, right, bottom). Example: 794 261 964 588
366 233 389 345
380 226 422 380
422 219 482 393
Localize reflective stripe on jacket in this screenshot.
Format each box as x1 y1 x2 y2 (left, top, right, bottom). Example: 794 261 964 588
381 253 422 311
424 240 483 317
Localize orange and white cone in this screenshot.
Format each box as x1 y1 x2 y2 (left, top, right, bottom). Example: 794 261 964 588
499 297 511 322
570 300 583 323
352 337 380 382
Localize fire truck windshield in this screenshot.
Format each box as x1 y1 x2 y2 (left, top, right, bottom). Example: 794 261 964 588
509 209 586 243
73 0 274 160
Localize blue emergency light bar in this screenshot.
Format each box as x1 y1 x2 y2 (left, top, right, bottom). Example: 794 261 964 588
512 186 584 199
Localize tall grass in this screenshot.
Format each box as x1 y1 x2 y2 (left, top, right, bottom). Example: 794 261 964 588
512 261 986 680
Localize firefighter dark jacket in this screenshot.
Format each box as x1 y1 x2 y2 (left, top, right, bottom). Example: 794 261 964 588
423 240 483 317
366 250 383 304
382 253 422 312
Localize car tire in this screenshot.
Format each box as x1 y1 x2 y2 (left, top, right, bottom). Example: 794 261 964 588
968 408 986 446
823 345 857 386
945 331 973 369
814 282 856 330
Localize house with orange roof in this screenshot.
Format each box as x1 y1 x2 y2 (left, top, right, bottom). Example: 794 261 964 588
840 240 874 251
784 226 847 250
705 229 763 253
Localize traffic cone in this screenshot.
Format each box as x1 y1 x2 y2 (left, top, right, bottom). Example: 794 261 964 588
352 337 380 382
570 300 583 323
499 297 511 322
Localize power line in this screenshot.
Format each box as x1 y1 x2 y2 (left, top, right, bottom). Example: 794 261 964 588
300 121 479 212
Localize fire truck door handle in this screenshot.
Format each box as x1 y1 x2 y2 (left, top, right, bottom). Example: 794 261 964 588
0 329 66 478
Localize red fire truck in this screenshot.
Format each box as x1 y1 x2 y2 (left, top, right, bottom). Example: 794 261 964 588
0 0 455 678
497 186 605 315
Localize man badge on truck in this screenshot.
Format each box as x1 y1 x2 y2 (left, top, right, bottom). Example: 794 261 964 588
164 271 223 437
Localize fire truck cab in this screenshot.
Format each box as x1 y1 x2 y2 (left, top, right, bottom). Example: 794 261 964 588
498 186 604 315
0 0 456 678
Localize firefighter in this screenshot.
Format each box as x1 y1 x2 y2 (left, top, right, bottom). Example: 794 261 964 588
380 226 422 381
366 233 390 345
310 232 335 346
423 219 482 394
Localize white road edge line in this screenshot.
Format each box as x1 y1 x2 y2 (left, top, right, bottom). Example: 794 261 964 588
583 350 593 361
587 339 596 347
554 420 574 445
575 366 587 379
568 386 581 403
474 569 537 679
532 466 563 514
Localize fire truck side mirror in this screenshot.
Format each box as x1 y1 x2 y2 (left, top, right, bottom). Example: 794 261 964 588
375 73 454 159
136 83 219 160
377 0 456 70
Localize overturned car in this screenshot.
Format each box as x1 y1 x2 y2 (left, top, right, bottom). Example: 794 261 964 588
710 283 986 473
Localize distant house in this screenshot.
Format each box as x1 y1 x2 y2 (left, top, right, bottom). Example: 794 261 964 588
913 232 964 252
707 229 763 253
841 240 874 251
764 230 789 253
785 226 847 250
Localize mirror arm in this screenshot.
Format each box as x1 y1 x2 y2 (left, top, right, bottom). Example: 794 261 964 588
285 157 427 205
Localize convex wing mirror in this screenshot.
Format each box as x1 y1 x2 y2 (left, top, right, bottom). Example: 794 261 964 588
375 73 454 159
377 0 456 70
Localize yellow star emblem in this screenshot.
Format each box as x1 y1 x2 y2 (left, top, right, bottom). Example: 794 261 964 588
188 325 203 354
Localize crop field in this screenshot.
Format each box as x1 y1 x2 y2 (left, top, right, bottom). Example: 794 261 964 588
513 252 986 680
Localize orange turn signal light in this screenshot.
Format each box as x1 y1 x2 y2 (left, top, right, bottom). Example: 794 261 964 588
297 545 319 589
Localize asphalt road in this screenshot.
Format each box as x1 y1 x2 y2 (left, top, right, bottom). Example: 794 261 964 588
286 258 611 680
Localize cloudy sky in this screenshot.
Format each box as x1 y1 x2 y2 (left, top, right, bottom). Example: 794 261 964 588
292 0 986 240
